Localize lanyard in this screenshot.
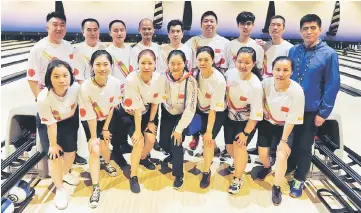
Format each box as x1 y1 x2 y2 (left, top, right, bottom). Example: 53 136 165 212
296 47 316 84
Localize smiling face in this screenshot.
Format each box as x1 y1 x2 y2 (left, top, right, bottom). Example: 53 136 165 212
92 54 111 78
273 59 293 82
110 22 127 45
235 53 255 74
51 65 71 92
168 54 185 79
46 17 66 43
139 19 154 41
201 15 217 37
82 21 99 47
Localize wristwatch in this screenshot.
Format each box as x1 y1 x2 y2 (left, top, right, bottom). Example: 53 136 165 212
148 120 154 123
242 131 250 137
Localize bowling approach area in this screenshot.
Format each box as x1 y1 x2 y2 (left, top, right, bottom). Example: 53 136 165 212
1 40 361 213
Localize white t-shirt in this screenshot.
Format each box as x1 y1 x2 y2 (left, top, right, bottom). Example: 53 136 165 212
27 37 73 87
225 38 264 70
196 68 226 113
73 41 107 81
122 71 166 114
262 40 293 78
161 43 193 72
130 42 166 73
163 72 197 133
262 77 305 125
37 83 80 125
225 68 263 121
79 76 121 121
106 43 133 81
185 34 229 72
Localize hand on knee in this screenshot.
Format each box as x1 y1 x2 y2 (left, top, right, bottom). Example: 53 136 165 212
88 138 100 157
277 142 291 158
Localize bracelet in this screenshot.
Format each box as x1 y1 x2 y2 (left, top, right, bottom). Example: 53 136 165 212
280 139 288 143
148 120 154 123
102 129 109 132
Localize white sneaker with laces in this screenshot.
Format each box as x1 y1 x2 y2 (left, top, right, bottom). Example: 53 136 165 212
63 173 80 186
54 187 68 210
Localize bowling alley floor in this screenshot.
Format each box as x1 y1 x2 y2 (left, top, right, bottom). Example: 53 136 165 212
1 42 361 212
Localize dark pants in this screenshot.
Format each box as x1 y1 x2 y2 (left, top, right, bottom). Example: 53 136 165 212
287 111 318 181
110 107 131 156
159 106 184 177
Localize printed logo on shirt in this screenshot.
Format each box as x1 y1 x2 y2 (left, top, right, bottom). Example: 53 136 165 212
240 96 248 101
153 93 159 98
80 108 87 117
73 69 79 76
256 112 262 117
52 110 61 121
178 94 185 99
41 118 48 122
298 116 303 121
216 103 224 108
215 48 221 53
124 98 132 107
110 96 114 103
28 69 35 77
129 65 134 72
281 107 289 112
205 93 212 99
69 54 74 59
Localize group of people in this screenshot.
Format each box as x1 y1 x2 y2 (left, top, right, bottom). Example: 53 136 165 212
27 9 340 210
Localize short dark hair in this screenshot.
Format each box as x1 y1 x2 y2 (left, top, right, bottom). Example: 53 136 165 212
138 49 156 63
89 50 113 76
46 11 66 23
236 11 255 24
109 20 127 31
236 47 262 80
300 14 322 29
272 56 294 70
81 18 99 30
45 60 74 90
138 18 153 29
196 46 215 60
201 11 218 24
270 15 286 27
167 19 184 32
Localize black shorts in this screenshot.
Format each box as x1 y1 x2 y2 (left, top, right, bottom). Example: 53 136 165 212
115 105 159 137
257 120 294 148
37 107 79 154
198 108 227 139
224 116 256 145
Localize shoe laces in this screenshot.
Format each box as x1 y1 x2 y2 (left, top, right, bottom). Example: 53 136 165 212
293 180 303 189
105 164 116 173
231 177 241 187
91 187 100 201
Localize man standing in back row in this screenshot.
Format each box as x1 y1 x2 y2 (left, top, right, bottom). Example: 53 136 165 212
287 14 340 198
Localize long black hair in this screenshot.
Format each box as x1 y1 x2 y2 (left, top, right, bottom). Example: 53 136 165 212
236 46 262 80
167 49 188 72
89 50 113 77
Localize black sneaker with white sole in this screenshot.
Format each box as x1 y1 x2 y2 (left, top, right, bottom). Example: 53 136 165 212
74 153 87 165
272 185 282 205
140 157 156 170
89 187 100 209
200 171 211 189
228 177 243 195
173 176 184 190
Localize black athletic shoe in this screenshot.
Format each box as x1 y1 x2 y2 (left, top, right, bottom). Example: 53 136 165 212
74 153 87 165
214 147 221 156
200 171 211 189
140 158 156 170
163 155 172 164
173 176 184 190
255 167 272 181
272 185 282 206
220 149 230 161
130 176 140 193
153 141 162 151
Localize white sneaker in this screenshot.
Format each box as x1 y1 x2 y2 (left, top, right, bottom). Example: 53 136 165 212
63 173 80 186
54 187 68 210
